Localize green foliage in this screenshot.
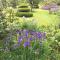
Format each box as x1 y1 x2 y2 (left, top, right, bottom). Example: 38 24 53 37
17 4 33 17
0 0 7 8
0 40 59 60
16 12 33 17
55 32 60 42
0 0 60 60
18 8 30 12
33 4 39 8
22 19 37 30
56 11 60 16
0 24 60 60
8 0 18 8
18 4 29 8
28 0 41 8
5 7 17 23
0 9 7 40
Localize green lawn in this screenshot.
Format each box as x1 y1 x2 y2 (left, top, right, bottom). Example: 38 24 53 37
18 9 59 27
32 9 59 26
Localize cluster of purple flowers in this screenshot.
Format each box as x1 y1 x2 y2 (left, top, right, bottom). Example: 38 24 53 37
42 5 50 10
15 29 46 48
42 2 58 11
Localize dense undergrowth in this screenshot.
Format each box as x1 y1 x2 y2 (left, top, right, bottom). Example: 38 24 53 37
0 0 60 60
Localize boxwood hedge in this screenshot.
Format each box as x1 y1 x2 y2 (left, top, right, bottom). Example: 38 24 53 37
16 12 33 17
18 5 28 8
17 4 33 17
18 8 30 12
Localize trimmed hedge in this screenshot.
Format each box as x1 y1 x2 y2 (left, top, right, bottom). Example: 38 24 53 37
16 12 33 17
18 5 28 8
17 4 33 17
18 8 30 12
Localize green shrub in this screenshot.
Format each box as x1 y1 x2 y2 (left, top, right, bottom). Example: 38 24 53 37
18 6 28 8
22 20 37 31
33 4 39 8
16 12 33 17
0 10 8 40
5 7 16 23
17 4 33 17
18 8 30 12
18 5 28 8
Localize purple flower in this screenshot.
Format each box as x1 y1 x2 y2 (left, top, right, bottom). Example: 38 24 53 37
30 31 35 35
25 30 29 37
16 30 21 34
18 36 23 43
42 5 50 10
23 41 30 47
28 37 33 41
24 30 29 37
37 32 42 39
23 29 29 37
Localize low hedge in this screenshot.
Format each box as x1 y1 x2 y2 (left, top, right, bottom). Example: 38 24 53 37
18 5 28 8
18 8 30 12
16 12 33 17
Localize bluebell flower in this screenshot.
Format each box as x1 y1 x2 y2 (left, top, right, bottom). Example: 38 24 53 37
23 41 30 47
30 31 35 35
18 36 23 43
37 32 42 39
23 30 29 37
16 30 21 34
28 37 33 41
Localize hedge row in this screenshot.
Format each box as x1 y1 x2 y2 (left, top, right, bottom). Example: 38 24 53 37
16 12 33 17
18 5 28 8
17 4 33 17
18 8 30 12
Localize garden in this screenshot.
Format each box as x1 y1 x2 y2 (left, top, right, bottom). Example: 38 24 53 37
0 0 60 60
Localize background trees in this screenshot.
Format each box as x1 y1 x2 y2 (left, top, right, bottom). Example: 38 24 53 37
28 0 41 8
9 0 18 8
0 0 7 8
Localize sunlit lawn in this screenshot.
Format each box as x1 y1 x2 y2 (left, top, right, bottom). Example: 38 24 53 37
33 9 59 26
18 9 59 27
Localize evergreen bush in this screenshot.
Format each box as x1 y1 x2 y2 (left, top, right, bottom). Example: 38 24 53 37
16 12 33 17
18 5 28 8
18 8 30 12
17 4 33 17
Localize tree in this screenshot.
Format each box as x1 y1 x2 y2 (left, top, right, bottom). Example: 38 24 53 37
9 0 18 8
0 0 7 8
0 9 7 40
27 0 42 11
28 0 40 8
